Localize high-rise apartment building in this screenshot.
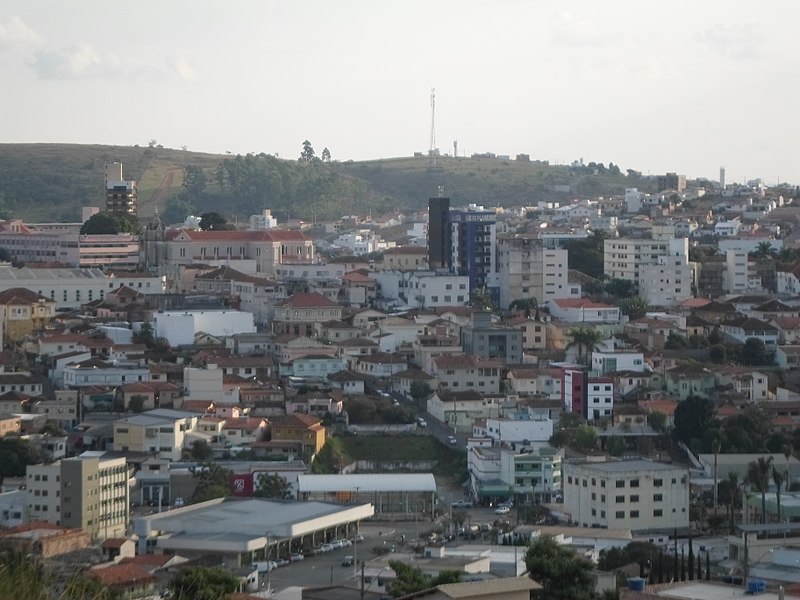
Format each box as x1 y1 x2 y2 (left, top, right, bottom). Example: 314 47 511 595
26 451 129 539
427 196 451 270
105 162 138 216
496 235 572 309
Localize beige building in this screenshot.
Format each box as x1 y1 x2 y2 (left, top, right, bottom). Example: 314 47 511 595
26 452 128 539
273 292 343 337
496 235 574 310
563 459 689 531
433 355 501 394
113 409 201 461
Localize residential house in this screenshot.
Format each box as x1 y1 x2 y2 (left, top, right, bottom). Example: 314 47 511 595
269 413 326 456
116 382 182 412
664 364 716 400
777 345 800 370
715 367 769 402
221 417 268 446
427 389 509 434
63 358 150 388
283 354 348 380
326 370 367 396
719 317 779 348
769 317 800 344
391 369 436 402
272 292 343 337
547 298 620 323
0 287 57 344
353 352 408 379
461 311 523 364
433 355 501 394
506 367 562 400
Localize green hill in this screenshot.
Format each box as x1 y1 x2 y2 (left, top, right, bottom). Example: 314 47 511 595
0 143 648 223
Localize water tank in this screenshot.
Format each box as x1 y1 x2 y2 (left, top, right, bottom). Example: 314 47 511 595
628 577 646 591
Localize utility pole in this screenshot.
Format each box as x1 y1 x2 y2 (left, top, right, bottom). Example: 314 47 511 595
428 88 437 170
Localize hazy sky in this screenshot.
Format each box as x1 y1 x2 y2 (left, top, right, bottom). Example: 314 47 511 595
1 1 798 185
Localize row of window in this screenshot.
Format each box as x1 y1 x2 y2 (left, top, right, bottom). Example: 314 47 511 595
568 476 672 488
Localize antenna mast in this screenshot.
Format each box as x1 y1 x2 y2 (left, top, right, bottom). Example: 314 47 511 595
428 88 437 169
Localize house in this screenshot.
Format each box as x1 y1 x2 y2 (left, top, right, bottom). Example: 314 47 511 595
769 317 800 344
0 413 21 437
777 345 800 370
664 364 716 400
391 369 436 402
0 287 57 343
285 393 343 417
63 357 150 388
427 389 511 434
590 350 646 375
315 320 363 342
506 367 562 399
719 317 779 348
714 367 769 402
326 370 367 396
221 417 268 445
116 381 181 412
461 311 523 364
353 352 408 378
282 354 347 380
503 316 548 352
412 335 463 374
548 298 620 323
272 292 343 337
269 413 326 456
433 355 501 394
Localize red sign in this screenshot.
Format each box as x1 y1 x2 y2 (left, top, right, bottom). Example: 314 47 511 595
229 473 254 497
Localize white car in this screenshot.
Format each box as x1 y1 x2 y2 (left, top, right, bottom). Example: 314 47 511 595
447 436 458 445
494 505 511 515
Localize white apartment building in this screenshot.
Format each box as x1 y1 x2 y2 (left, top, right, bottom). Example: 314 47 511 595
373 270 470 309
0 266 165 310
586 377 615 422
724 250 763 293
591 349 646 375
333 230 394 255
248 209 278 230
563 459 689 531
496 236 575 310
638 255 695 307
433 355 501 394
604 237 689 290
26 452 128 539
153 309 256 346
468 446 563 502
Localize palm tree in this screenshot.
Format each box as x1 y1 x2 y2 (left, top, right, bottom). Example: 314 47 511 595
566 326 604 366
773 468 784 523
727 472 740 531
752 241 776 260
712 437 721 516
747 457 774 524
784 444 793 494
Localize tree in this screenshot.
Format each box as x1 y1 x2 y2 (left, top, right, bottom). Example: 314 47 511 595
162 197 195 225
665 333 688 350
387 561 462 597
649 411 667 433
598 541 660 571
128 395 146 413
741 337 771 366
321 147 331 162
182 165 207 199
190 462 234 503
409 380 433 407
0 437 45 479
709 344 727 363
300 140 316 162
618 296 650 320
132 322 155 347
574 425 598 451
604 278 635 299
254 473 292 499
524 535 594 600
469 287 495 312
606 435 625 457
747 456 773 524
566 326 604 365
0 550 49 600
751 241 776 260
199 212 227 231
167 566 238 600
673 395 715 448
190 440 213 461
39 421 67 437
80 211 138 235
773 467 784 523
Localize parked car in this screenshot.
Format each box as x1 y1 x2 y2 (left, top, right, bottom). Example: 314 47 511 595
274 558 289 567
451 499 473 509
342 555 355 567
351 534 365 543
290 552 304 562
416 417 427 427
251 561 277 573
340 539 353 547
497 500 514 509
494 506 510 515
330 540 344 550
447 436 458 445
320 543 333 553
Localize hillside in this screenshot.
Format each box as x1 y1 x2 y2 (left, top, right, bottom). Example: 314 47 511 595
0 143 648 223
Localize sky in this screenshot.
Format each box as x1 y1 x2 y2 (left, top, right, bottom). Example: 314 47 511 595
1 1 798 186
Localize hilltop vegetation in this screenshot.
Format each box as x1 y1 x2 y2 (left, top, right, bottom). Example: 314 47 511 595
0 143 645 223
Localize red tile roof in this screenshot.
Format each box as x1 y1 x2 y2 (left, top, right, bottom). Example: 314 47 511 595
279 292 337 308
90 563 156 588
552 298 615 309
166 229 309 242
0 287 52 305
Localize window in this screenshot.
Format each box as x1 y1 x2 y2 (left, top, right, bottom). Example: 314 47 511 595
591 493 596 500
653 494 663 502
654 478 663 487
601 480 606 488
591 478 596 486
630 495 639 502
591 508 596 516
615 480 625 488
615 495 625 503
654 509 663 517
630 510 639 518
630 479 640 488
601 494 605 502
615 511 625 518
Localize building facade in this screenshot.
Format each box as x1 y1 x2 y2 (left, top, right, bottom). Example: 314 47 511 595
563 459 689 531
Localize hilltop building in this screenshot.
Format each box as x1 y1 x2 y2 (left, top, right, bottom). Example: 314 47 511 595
105 162 137 216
